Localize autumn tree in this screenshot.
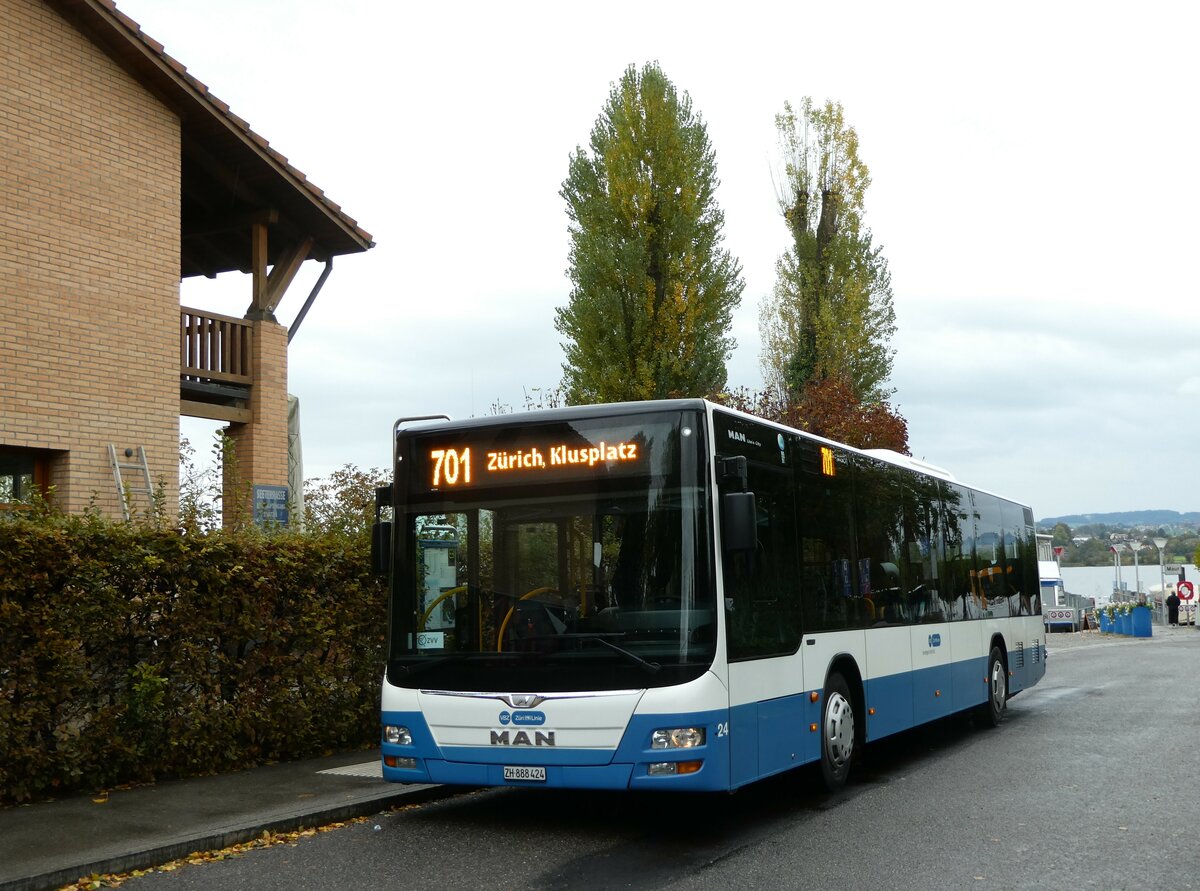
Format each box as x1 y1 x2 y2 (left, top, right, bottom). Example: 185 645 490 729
719 379 908 453
760 98 897 406
303 464 389 540
556 62 744 404
754 98 906 451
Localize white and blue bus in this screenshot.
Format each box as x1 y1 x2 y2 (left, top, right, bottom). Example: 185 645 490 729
373 399 1046 792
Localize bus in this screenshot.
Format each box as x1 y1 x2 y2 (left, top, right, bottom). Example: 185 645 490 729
372 399 1046 792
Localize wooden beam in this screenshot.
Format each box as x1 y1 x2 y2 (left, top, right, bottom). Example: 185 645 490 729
181 399 252 424
184 208 279 240
262 237 314 313
249 221 270 316
182 231 247 279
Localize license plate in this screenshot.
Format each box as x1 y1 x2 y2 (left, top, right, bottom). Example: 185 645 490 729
503 765 546 782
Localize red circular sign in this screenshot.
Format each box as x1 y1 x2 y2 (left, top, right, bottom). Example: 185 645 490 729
1179 581 1195 601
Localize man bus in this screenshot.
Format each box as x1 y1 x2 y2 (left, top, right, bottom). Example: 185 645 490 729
372 399 1046 792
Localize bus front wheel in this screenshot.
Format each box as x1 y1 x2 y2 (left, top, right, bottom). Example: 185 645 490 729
977 646 1007 727
819 672 855 792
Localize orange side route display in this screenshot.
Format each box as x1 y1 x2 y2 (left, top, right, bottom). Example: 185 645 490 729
426 439 641 489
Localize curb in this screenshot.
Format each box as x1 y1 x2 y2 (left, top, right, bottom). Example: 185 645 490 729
1 785 463 891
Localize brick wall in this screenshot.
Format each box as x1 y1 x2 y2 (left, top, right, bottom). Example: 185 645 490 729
223 319 290 523
0 0 182 518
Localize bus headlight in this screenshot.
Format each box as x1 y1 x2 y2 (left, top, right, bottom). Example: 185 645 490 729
384 725 412 746
651 727 705 749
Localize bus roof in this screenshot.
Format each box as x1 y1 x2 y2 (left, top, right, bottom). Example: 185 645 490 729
391 398 1031 512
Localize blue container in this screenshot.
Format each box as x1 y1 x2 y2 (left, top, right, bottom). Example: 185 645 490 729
1132 607 1153 638
1119 613 1131 635
1100 613 1112 633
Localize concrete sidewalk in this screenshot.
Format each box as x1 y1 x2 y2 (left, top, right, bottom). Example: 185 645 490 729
0 750 455 891
1046 621 1200 652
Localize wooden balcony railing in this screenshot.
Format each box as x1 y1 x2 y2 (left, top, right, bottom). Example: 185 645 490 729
180 307 253 385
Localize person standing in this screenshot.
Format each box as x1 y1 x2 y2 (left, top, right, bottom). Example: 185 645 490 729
1167 590 1181 626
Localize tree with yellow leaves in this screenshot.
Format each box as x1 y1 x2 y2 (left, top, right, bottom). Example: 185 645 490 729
556 62 744 404
761 98 897 406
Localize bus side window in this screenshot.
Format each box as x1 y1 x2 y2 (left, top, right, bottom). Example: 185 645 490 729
940 483 977 621
974 494 1009 618
722 455 802 661
853 456 909 626
797 441 861 632
1003 500 1037 617
901 472 943 624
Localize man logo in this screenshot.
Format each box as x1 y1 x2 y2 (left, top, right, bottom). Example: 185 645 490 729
490 730 556 747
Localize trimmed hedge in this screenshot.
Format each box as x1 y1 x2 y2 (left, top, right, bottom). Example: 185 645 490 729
0 511 386 804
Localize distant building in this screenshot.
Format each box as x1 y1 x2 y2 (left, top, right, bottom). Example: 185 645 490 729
1037 534 1064 607
1 0 373 521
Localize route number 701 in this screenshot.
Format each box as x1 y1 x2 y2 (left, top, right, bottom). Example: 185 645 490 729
430 447 471 486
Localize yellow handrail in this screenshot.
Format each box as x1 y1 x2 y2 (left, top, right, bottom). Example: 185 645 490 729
496 587 558 652
418 585 468 630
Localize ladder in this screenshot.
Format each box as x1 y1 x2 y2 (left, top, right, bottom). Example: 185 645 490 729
108 445 154 521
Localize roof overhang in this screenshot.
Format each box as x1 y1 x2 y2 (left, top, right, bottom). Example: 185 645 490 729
46 0 374 278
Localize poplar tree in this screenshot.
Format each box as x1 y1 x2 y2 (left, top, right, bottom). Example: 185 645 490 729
759 98 897 405
556 62 744 404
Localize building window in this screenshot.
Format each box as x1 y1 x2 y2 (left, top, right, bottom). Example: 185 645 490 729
0 447 50 509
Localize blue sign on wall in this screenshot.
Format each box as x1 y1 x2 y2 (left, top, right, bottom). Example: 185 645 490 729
253 485 289 526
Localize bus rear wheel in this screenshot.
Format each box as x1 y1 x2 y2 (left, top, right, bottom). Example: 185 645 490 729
977 646 1007 727
819 672 855 792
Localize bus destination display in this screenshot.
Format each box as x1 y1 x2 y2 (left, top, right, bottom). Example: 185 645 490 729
425 438 642 490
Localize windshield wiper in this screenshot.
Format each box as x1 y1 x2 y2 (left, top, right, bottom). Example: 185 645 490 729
588 634 662 674
524 633 661 674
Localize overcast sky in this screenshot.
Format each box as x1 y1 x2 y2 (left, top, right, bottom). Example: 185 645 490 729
118 0 1199 520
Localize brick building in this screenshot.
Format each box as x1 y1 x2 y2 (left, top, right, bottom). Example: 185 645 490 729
0 0 372 521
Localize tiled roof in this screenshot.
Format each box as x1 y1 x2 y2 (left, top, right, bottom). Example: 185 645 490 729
46 0 374 270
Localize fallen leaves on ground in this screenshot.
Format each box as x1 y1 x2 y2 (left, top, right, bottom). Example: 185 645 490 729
57 817 370 889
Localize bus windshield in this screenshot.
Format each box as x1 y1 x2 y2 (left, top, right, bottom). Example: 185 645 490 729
388 409 714 692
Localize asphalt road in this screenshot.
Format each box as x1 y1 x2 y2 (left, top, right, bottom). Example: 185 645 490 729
124 632 1200 890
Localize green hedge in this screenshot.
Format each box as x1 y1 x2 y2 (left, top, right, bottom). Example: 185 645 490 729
0 511 386 804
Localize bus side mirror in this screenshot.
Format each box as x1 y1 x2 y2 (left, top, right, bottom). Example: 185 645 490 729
371 521 392 577
722 491 757 554
371 485 393 577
